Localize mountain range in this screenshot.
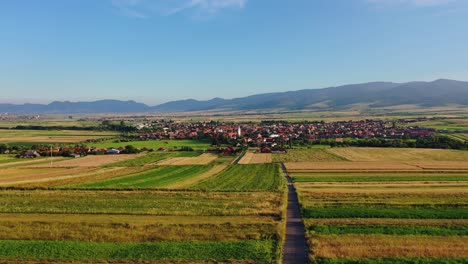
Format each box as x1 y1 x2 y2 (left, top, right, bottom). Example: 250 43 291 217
2 79 468 114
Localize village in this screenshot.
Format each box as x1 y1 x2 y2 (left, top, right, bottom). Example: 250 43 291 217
135 119 435 147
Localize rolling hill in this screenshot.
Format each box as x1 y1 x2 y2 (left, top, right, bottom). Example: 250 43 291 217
1 79 467 114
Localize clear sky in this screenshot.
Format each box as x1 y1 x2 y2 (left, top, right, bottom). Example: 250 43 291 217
1 0 468 105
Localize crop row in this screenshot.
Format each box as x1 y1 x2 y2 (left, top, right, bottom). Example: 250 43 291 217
192 164 285 191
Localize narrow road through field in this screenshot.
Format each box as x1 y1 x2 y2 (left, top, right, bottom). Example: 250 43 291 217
281 163 309 264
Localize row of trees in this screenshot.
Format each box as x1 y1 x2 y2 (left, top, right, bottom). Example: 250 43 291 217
304 135 468 150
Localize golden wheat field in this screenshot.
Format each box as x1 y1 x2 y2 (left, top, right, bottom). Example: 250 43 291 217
285 161 422 172
327 147 468 162
238 153 272 164
27 154 141 168
156 153 218 165
312 234 468 258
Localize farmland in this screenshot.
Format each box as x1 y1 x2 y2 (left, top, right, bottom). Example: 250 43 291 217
89 139 212 150
0 147 286 263
192 164 285 191
290 148 468 263
1 119 468 263
239 153 272 164
0 129 117 143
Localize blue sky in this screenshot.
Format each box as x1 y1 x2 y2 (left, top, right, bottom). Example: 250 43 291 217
1 0 468 105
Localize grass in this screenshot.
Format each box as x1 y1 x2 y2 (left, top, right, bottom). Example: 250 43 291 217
191 164 285 191
0 240 276 263
302 207 468 219
0 129 117 143
0 155 18 165
0 190 282 216
308 224 468 236
272 149 347 163
90 139 213 150
0 217 278 242
103 151 201 167
299 191 468 208
72 165 214 189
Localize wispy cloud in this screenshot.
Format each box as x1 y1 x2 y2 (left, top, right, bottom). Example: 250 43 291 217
368 0 458 7
112 0 247 19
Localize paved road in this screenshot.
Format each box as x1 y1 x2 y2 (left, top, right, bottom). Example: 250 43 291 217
281 163 309 264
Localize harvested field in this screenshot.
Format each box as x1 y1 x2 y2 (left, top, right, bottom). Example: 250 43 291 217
29 167 145 188
327 148 468 162
156 153 218 165
27 154 141 168
299 191 468 208
238 153 272 164
0 157 65 168
0 167 93 186
407 161 468 170
312 234 468 258
273 149 347 163
285 162 421 172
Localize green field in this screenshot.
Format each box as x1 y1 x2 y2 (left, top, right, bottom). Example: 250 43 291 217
308 224 468 236
192 164 285 191
89 139 213 150
0 240 276 263
72 165 214 189
292 172 468 182
0 129 117 144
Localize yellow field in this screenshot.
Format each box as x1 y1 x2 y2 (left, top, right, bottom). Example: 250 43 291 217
327 147 468 162
238 153 272 164
312 234 468 258
0 157 65 168
27 154 141 168
407 161 468 170
156 153 218 165
0 167 94 186
285 161 421 172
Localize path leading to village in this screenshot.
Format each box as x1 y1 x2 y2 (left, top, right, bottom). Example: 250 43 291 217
281 163 309 264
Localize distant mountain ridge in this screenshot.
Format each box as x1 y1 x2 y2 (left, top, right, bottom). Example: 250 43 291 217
2 79 468 114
